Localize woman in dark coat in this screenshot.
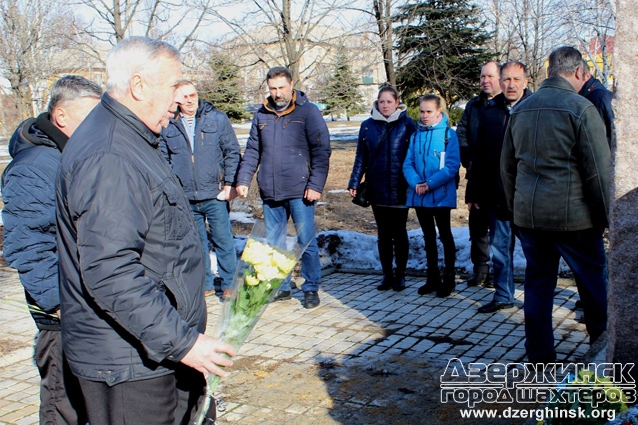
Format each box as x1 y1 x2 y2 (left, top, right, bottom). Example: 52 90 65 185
348 87 416 291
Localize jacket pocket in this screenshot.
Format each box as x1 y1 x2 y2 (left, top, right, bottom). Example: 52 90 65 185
200 121 218 145
159 276 187 316
161 184 191 241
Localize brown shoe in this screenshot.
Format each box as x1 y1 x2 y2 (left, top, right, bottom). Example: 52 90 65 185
222 289 235 300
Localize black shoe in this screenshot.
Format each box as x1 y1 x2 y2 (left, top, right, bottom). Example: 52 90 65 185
273 290 292 301
466 275 479 287
478 300 514 313
418 274 440 295
304 291 320 309
483 276 494 289
437 272 456 298
377 276 393 291
392 276 406 292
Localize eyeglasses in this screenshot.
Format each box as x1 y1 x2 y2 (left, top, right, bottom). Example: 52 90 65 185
182 93 197 99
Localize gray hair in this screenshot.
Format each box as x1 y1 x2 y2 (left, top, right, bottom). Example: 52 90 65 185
547 46 583 78
47 75 102 115
106 36 181 97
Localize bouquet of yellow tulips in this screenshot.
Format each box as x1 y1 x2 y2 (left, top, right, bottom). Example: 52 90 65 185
192 220 309 425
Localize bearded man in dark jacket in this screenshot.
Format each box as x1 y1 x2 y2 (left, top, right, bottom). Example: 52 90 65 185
466 61 532 315
55 37 235 425
2 75 102 425
236 66 331 310
457 61 502 287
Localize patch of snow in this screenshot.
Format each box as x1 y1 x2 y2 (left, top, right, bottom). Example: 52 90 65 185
229 211 256 224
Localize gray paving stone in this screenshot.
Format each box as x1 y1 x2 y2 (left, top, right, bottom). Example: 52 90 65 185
0 268 595 425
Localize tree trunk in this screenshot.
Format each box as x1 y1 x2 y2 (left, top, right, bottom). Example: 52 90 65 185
606 0 638 383
374 0 396 87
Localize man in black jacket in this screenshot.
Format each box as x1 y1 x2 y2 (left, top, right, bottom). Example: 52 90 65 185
160 81 241 299
466 61 532 314
457 61 502 287
56 37 235 425
2 75 101 425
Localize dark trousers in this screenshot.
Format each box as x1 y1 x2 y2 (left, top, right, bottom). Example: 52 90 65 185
371 205 409 278
517 227 608 363
79 367 205 425
468 205 490 270
35 329 87 425
415 207 456 275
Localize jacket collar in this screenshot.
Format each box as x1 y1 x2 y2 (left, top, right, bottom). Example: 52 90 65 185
540 76 577 93
263 90 298 116
175 99 213 121
34 112 69 152
371 102 407 123
579 76 606 96
492 88 532 110
101 93 161 147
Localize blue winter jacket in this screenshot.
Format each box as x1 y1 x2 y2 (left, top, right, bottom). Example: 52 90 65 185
160 101 241 201
403 115 460 208
236 90 331 201
348 104 416 206
1 114 68 330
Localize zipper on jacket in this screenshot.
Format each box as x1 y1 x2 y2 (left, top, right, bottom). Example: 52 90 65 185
189 122 200 201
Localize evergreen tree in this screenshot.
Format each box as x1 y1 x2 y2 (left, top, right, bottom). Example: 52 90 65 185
320 47 365 121
198 53 248 122
394 0 495 106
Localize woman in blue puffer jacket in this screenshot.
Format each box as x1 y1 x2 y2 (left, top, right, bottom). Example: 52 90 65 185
403 94 460 298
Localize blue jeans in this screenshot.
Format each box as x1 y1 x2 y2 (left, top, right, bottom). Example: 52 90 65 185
488 212 515 304
262 198 321 292
518 227 607 363
190 199 237 291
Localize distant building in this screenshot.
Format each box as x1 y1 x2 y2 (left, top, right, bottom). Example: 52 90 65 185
220 24 387 111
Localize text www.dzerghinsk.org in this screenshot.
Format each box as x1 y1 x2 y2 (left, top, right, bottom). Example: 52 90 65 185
459 406 617 422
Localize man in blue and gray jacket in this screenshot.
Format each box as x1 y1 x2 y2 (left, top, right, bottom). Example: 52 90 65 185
160 81 241 298
236 66 331 309
2 75 102 425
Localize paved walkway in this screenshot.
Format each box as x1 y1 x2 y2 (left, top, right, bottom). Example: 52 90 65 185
0 267 590 424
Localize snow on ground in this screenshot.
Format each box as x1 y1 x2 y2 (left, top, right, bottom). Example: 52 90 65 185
224 215 569 276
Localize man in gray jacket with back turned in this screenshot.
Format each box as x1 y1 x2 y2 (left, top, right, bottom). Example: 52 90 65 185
501 46 610 364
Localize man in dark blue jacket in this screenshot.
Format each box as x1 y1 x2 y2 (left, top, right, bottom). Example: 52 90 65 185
160 81 241 298
466 61 532 314
2 75 102 425
579 60 614 148
236 66 331 309
55 37 234 424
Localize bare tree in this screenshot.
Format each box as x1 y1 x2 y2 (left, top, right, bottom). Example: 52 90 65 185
72 0 216 50
209 0 345 88
562 0 615 86
373 0 396 87
0 0 72 122
340 0 412 88
477 0 564 90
